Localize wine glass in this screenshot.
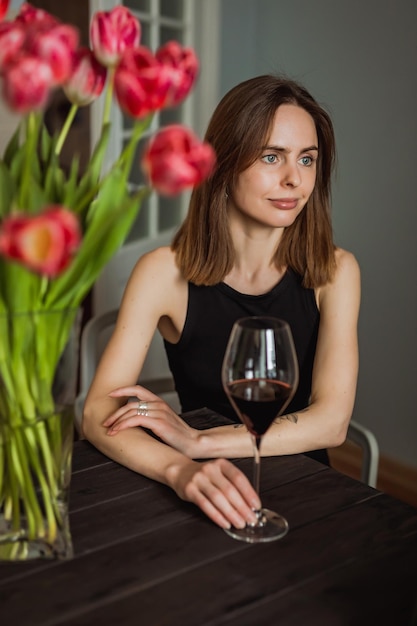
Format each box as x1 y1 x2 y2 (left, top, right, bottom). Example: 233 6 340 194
221 316 299 543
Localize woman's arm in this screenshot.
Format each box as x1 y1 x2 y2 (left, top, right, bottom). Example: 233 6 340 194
82 247 260 529
104 248 360 459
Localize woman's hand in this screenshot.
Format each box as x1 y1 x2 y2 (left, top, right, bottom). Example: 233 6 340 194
168 457 261 530
103 385 201 457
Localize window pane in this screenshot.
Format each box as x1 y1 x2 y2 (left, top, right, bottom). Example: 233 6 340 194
161 26 184 45
160 107 182 127
160 0 184 19
139 21 151 47
127 197 151 242
158 195 183 231
128 0 151 11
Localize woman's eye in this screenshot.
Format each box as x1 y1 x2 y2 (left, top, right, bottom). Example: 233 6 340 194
300 156 314 166
261 154 278 164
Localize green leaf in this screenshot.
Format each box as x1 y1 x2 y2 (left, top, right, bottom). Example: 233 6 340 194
44 174 149 308
3 126 22 167
0 161 16 218
61 156 80 208
43 159 66 205
39 125 54 164
72 124 111 214
0 259 43 313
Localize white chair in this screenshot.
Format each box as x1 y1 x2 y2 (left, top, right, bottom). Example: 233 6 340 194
346 419 379 488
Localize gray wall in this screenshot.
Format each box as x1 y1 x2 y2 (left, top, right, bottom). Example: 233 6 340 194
220 0 417 468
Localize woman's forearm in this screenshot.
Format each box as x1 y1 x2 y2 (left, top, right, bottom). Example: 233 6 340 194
193 403 350 459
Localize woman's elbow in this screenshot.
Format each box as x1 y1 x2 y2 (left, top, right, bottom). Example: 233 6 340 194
329 411 352 448
81 399 100 442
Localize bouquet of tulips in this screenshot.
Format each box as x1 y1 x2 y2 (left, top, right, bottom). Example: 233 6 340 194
0 1 215 558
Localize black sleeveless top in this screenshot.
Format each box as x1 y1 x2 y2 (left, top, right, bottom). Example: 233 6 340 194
164 269 329 465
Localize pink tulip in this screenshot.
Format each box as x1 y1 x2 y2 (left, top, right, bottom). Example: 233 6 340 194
142 125 216 196
26 23 79 85
155 41 199 107
16 2 59 28
0 21 26 71
0 0 9 21
90 5 140 68
114 46 171 118
0 206 81 277
63 47 107 106
2 54 54 113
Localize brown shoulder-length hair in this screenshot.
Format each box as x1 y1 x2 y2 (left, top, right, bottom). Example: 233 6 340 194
172 74 337 288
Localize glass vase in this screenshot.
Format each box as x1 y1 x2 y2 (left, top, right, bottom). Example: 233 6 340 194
0 308 80 560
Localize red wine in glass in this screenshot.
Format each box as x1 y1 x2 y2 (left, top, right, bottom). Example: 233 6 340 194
227 379 294 438
222 316 299 543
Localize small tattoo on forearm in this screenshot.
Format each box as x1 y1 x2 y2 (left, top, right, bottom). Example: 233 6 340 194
274 412 299 425
274 406 310 425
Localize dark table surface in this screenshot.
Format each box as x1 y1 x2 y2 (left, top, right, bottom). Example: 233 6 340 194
1 408 417 626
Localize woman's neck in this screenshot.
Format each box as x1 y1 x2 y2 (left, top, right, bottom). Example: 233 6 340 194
224 226 286 295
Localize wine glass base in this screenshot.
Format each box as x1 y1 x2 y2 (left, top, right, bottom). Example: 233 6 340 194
224 508 289 544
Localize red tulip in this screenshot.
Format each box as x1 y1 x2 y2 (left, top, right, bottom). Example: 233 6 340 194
16 2 59 28
0 21 26 72
63 47 107 106
90 5 140 68
0 207 81 277
114 46 171 118
142 125 216 196
0 0 9 21
2 54 54 113
155 41 199 107
26 23 79 85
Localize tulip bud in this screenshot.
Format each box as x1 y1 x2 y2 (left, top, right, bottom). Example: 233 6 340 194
16 3 59 28
114 46 171 118
0 22 26 72
2 54 54 113
64 47 107 106
90 5 140 68
27 23 79 85
142 125 216 196
155 41 199 108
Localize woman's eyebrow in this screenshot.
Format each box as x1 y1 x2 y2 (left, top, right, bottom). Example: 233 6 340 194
262 144 319 152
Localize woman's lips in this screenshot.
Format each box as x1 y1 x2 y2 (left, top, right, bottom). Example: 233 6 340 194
270 198 298 210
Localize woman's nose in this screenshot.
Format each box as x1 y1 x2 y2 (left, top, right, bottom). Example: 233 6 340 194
281 162 301 187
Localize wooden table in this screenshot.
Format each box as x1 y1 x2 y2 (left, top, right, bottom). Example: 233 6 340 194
1 408 417 626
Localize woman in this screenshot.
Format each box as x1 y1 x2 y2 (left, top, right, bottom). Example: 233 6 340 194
83 75 360 531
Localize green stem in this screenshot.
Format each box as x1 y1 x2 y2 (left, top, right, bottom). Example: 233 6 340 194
55 103 79 157
117 116 152 175
19 113 39 210
9 432 43 538
102 67 115 126
22 424 58 542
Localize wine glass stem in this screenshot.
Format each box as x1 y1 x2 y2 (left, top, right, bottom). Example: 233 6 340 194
251 435 262 505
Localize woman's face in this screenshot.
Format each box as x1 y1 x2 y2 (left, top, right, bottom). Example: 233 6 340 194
229 104 318 229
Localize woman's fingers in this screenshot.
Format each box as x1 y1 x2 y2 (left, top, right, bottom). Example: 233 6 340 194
104 387 168 432
180 459 260 529
109 385 159 402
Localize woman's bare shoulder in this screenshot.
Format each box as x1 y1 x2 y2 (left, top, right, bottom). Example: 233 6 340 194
334 247 360 281
130 245 182 285
316 247 360 310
